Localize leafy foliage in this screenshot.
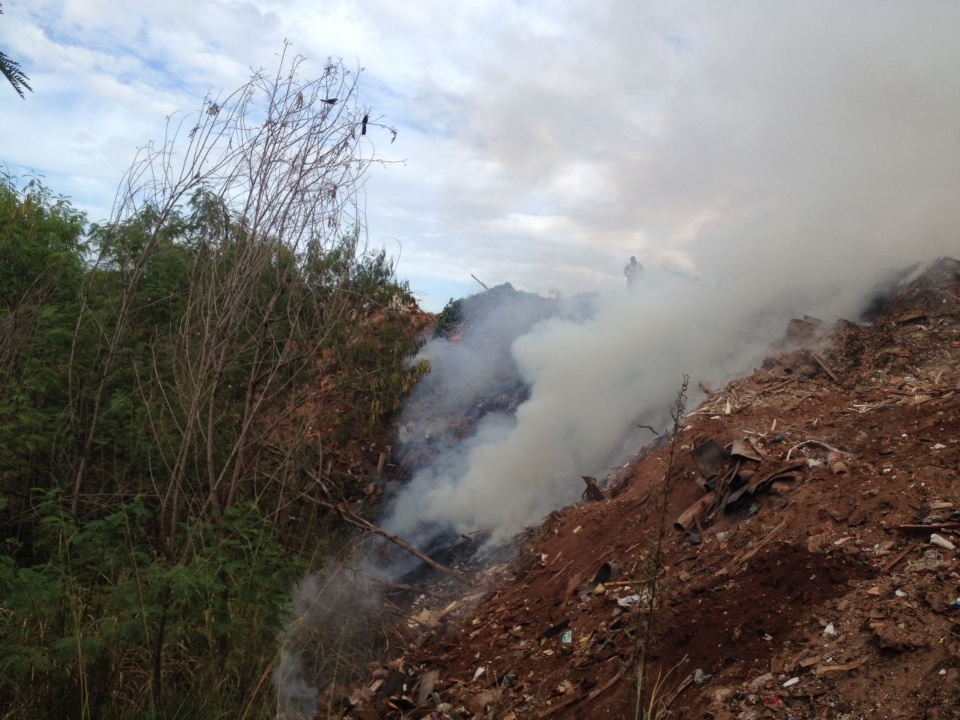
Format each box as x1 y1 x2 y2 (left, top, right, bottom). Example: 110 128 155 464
434 296 464 337
0 51 425 717
0 3 32 98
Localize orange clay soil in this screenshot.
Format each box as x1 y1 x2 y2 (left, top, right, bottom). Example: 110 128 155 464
337 258 960 720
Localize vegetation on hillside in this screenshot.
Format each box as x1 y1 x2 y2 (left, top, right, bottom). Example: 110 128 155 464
0 48 427 719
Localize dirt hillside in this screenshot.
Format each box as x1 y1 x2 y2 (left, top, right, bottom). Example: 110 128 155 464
337 258 960 720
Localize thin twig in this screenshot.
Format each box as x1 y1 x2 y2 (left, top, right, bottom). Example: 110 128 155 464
785 439 849 461
728 519 787 568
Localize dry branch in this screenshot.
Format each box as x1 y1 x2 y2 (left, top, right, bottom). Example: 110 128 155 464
322 498 471 585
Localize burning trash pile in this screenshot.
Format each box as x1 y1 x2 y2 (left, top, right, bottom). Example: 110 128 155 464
302 258 960 720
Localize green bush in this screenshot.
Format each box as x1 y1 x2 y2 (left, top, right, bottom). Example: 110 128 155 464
0 162 424 716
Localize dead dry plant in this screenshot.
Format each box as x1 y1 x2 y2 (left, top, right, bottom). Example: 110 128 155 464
66 41 398 540
630 374 689 720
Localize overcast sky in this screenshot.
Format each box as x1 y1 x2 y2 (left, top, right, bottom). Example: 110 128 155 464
2 1 959 311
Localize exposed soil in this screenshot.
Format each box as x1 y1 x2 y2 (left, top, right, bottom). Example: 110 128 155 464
334 258 960 720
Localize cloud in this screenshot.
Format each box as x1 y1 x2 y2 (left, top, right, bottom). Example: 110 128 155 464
2 1 959 310
432 1 960 302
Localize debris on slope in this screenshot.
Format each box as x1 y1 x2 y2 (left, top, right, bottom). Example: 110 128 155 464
321 257 960 720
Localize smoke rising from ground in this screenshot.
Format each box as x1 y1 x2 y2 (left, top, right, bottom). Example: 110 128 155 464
275 560 390 718
384 268 885 547
381 2 960 547
281 6 960 709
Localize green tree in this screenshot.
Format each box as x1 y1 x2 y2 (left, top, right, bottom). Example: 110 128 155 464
0 2 32 98
0 47 425 719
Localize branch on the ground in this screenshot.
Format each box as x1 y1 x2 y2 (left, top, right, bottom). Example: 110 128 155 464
319 494 471 584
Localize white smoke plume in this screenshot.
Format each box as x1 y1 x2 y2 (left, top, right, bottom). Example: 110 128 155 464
381 2 960 547
281 5 960 708
384 266 885 547
274 562 389 718
432 2 960 299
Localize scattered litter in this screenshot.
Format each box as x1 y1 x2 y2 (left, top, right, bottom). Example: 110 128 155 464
763 695 785 709
416 670 440 705
617 590 651 609
691 440 730 480
730 438 763 463
823 622 836 636
591 562 620 586
929 533 956 550
466 689 501 714
472 666 485 682
895 589 907 598
693 668 711 685
537 620 570 641
782 677 800 688
949 598 960 611
906 549 944 571
675 492 717 531
827 450 849 475
560 630 572 645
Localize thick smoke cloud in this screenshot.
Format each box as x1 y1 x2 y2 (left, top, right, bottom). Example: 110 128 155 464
386 273 822 546
385 2 960 547
439 1 960 297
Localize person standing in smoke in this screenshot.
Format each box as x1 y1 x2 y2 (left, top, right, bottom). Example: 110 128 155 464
624 256 643 289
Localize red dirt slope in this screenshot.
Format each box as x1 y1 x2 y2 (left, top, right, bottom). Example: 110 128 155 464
344 258 960 720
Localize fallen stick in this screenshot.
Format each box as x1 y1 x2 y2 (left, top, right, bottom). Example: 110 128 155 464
785 439 850 461
470 273 490 291
535 671 623 719
814 658 865 675
809 351 846 389
881 543 918 574
757 378 796 395
587 671 623 701
897 523 960 533
544 559 574 585
730 519 788 568
370 577 435 594
536 694 579 719
327 500 471 584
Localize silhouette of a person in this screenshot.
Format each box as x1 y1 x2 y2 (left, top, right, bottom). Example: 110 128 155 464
624 256 643 289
